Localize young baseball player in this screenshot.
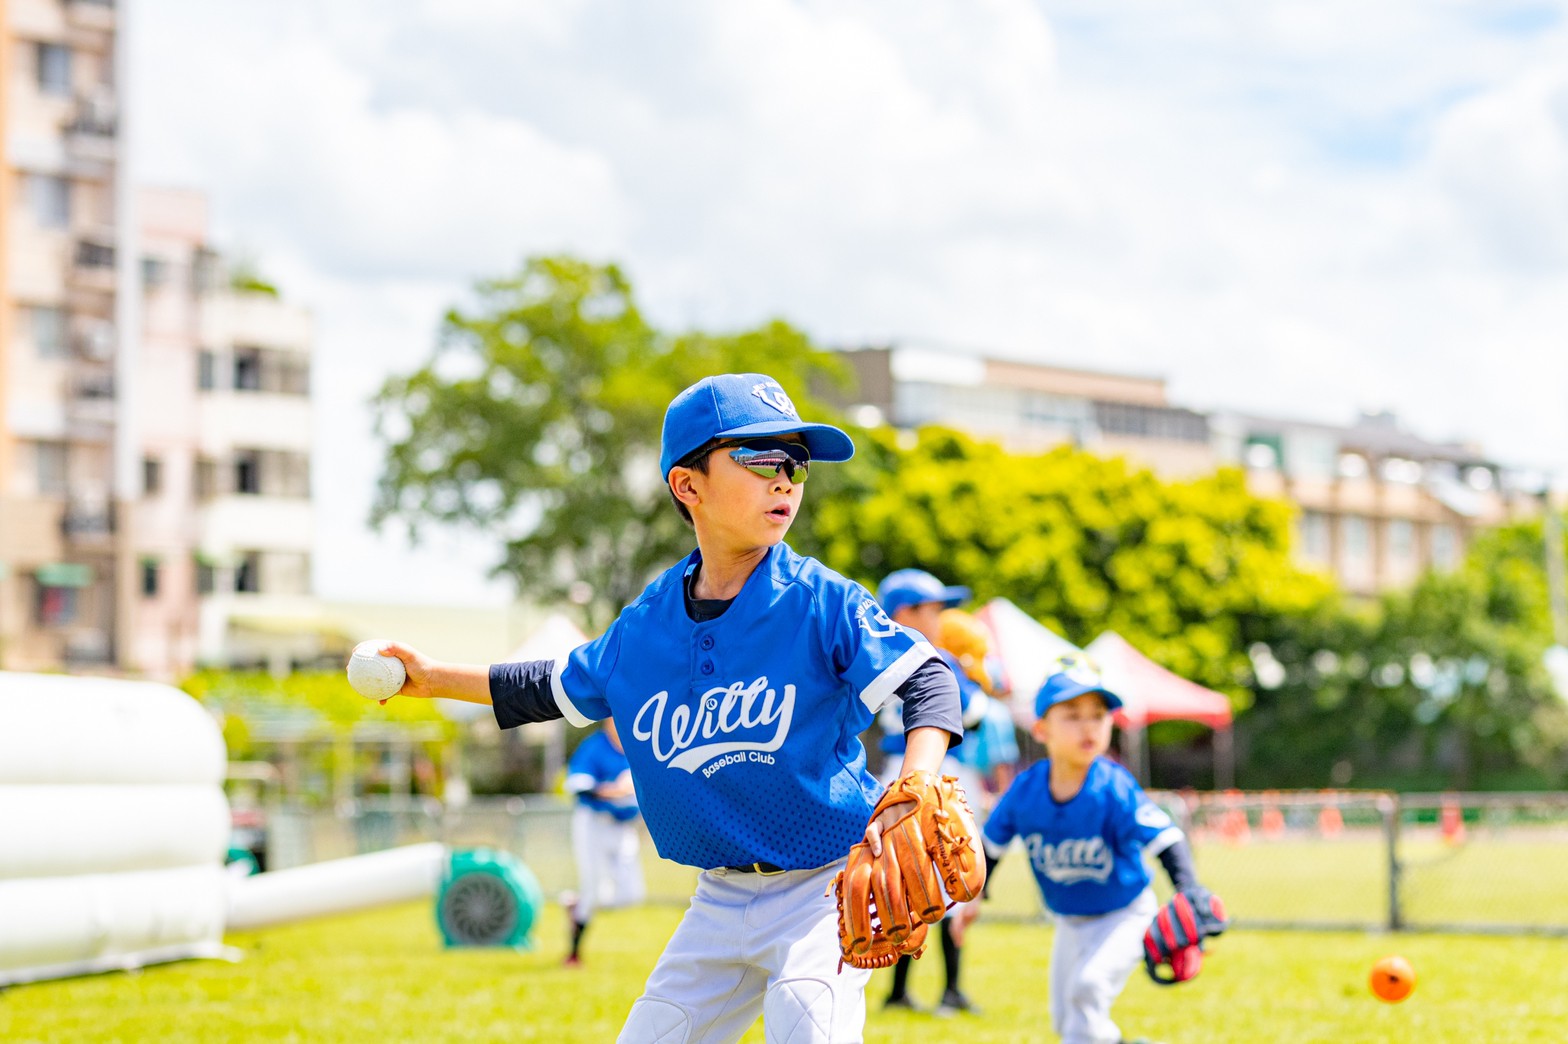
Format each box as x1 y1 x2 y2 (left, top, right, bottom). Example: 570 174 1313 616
563 718 645 967
954 654 1207 1044
367 373 965 1043
873 570 989 1017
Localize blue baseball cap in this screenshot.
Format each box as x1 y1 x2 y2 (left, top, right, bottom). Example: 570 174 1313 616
659 373 856 479
877 569 970 616
1035 652 1124 717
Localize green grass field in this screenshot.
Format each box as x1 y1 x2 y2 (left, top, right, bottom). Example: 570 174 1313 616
3 899 1565 1043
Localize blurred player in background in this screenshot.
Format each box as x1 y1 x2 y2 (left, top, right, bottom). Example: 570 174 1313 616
874 571 991 1017
958 654 1212 1044
563 718 644 967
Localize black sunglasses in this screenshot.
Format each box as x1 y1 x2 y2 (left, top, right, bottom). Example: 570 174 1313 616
724 440 811 484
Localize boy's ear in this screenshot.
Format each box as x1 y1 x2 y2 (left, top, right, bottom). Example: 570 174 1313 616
1030 715 1050 744
669 467 702 511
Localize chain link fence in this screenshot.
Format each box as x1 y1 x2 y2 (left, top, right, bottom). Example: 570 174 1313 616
250 790 1568 935
1152 790 1568 935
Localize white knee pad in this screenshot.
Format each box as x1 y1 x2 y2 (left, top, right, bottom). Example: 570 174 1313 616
763 977 842 1044
618 998 692 1044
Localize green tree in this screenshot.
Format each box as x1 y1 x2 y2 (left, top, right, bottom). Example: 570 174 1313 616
371 256 850 626
1240 512 1568 789
795 426 1330 711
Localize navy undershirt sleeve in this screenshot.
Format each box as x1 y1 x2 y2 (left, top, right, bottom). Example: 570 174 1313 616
894 658 964 748
488 660 563 729
1157 836 1200 892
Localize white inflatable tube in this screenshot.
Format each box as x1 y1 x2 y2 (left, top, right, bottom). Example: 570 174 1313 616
0 674 225 786
0 785 230 878
0 864 233 986
226 843 447 931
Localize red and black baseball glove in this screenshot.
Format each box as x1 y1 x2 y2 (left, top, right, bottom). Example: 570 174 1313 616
1143 886 1229 985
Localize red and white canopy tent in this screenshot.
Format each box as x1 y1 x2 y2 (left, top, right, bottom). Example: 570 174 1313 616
974 599 1235 787
1084 632 1234 788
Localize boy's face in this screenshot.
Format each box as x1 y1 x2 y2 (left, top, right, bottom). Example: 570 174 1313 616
1031 691 1114 769
891 601 945 644
674 435 806 549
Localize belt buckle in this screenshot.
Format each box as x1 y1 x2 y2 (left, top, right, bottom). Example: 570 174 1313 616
755 862 786 877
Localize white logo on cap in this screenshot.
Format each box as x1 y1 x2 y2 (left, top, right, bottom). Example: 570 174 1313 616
751 382 800 419
1055 652 1102 689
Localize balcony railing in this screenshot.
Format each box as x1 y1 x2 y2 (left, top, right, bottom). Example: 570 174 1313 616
74 240 116 270
61 502 115 540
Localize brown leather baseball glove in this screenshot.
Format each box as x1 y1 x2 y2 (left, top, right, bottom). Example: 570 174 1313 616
832 772 986 970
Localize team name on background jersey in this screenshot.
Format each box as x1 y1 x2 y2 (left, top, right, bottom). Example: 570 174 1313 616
632 676 795 774
1025 834 1115 885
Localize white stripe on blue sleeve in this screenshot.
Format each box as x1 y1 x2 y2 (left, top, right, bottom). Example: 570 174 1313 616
1144 825 1185 857
551 652 594 728
858 640 941 712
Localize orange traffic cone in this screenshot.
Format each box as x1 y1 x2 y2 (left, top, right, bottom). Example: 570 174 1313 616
1440 798 1466 846
1260 790 1285 840
1318 792 1344 839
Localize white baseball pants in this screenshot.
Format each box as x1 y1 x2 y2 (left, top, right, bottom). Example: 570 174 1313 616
1049 887 1157 1044
572 805 646 922
617 860 871 1044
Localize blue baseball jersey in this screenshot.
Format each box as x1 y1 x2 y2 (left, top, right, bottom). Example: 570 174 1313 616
565 731 641 822
550 542 943 870
982 756 1184 916
878 649 986 759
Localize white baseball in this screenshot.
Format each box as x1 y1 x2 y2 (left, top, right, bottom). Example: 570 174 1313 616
347 640 407 700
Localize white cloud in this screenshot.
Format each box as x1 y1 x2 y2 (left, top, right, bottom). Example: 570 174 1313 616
128 0 1568 603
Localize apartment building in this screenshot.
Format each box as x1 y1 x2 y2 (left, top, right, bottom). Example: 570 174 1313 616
1 0 129 670
1212 409 1534 595
841 344 1217 477
840 345 1533 594
136 187 315 676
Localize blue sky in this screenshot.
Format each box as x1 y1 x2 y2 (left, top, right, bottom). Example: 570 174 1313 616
129 0 1568 606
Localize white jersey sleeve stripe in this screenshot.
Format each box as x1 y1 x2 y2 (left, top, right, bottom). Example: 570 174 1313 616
1144 825 1185 857
551 652 594 728
858 641 941 712
981 833 1011 859
564 772 596 795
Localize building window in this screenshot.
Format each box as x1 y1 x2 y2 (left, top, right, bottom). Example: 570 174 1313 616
29 306 69 359
1337 452 1369 480
28 175 71 228
1431 525 1460 570
1342 515 1370 557
197 350 217 390
1387 519 1415 561
1299 511 1331 563
1244 439 1281 470
234 450 261 494
195 558 216 595
36 43 72 95
1381 458 1423 484
194 457 219 498
36 584 79 626
234 348 262 391
141 558 160 598
36 441 69 496
142 256 171 288
235 552 262 594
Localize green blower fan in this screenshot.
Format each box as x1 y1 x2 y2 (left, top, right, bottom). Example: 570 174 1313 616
436 847 543 949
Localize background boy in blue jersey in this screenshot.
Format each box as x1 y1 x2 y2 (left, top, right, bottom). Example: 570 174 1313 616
563 718 644 967
956 654 1205 1044
366 373 964 1043
873 569 989 1017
